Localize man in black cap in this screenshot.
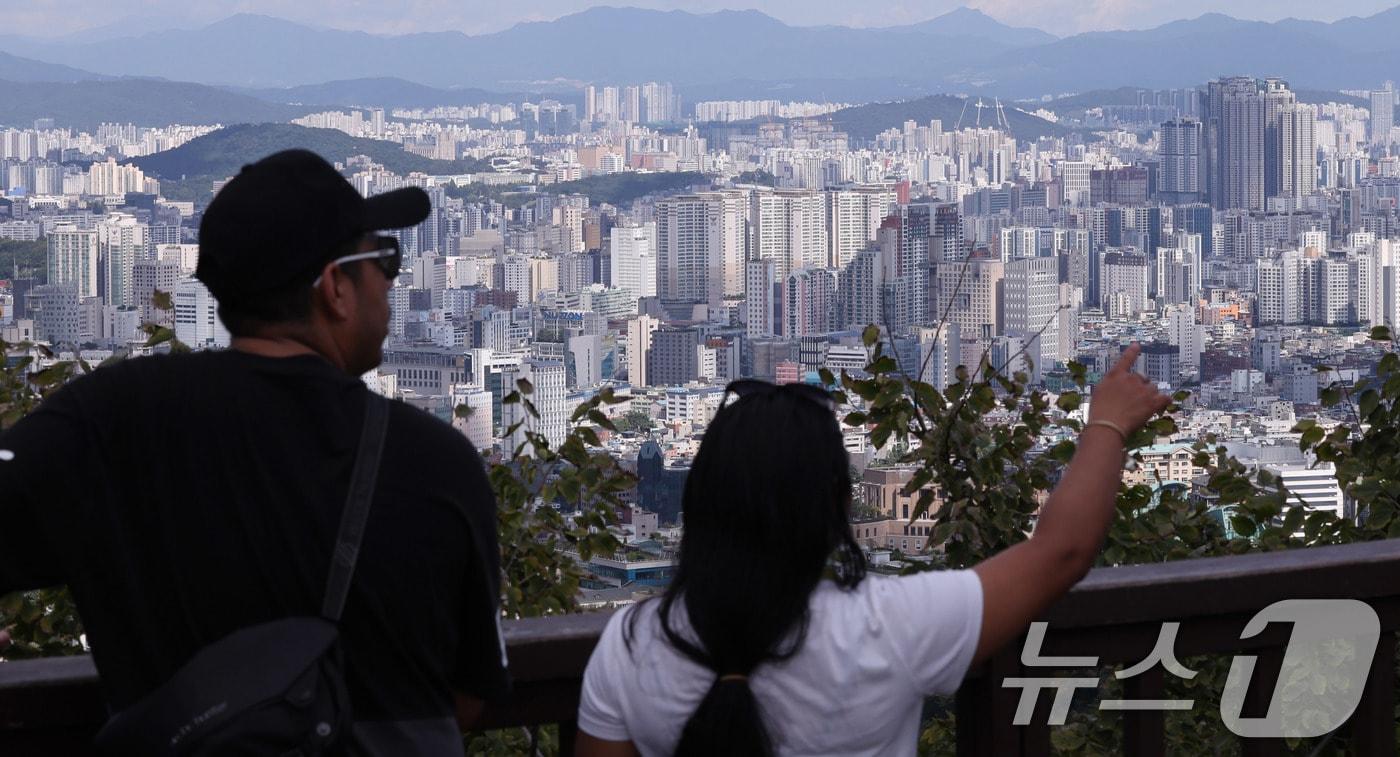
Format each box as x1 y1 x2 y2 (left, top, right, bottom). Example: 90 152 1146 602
0 149 509 751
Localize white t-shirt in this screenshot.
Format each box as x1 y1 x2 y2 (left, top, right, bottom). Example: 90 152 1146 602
578 569 983 756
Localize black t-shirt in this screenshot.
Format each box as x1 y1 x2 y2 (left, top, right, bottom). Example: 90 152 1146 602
0 350 509 723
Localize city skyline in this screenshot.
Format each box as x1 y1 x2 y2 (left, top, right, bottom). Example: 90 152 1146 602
5 1 1400 40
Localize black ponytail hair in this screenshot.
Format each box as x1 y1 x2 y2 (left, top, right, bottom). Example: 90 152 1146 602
629 380 867 756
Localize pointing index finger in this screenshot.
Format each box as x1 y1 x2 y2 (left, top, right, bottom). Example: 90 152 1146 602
1109 342 1142 376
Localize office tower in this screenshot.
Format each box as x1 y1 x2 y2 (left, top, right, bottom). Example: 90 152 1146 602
501 359 567 452
30 284 82 346
782 268 837 337
1176 203 1214 258
626 315 660 386
1372 83 1395 147
892 204 932 332
656 192 745 306
931 203 965 263
1090 167 1150 205
751 188 828 281
173 277 230 349
1159 118 1202 202
48 224 100 301
132 259 182 326
610 221 658 298
745 259 778 338
647 327 700 386
1203 76 1266 211
936 257 1003 342
826 185 897 269
98 212 146 306
1002 256 1060 382
1103 252 1150 315
1060 162 1091 207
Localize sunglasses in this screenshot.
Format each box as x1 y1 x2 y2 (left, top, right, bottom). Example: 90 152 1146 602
312 235 402 287
720 379 837 413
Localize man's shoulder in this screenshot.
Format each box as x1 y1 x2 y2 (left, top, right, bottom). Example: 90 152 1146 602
58 351 220 401
383 398 488 467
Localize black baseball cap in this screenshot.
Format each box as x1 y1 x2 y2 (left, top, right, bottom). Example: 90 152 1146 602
196 149 431 305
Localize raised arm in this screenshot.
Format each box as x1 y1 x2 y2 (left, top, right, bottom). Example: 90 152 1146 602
971 343 1170 664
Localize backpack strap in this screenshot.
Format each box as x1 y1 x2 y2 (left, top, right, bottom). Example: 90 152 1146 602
321 393 390 621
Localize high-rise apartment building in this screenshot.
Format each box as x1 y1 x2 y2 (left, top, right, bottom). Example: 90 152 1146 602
1202 77 1314 210
1159 117 1202 203
1002 256 1060 381
1372 83 1395 147
745 258 778 338
936 257 1003 342
47 224 99 300
625 314 659 386
656 192 745 306
826 185 898 269
782 267 837 337
99 213 146 308
609 223 657 300
750 188 828 281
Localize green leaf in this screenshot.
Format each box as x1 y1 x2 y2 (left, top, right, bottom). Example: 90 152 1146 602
861 324 880 347
1370 325 1392 341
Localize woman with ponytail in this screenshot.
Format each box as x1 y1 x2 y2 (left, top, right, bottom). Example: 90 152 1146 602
578 344 1169 756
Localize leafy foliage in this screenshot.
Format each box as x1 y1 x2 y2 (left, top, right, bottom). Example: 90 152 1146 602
837 323 1400 754
5 291 1400 755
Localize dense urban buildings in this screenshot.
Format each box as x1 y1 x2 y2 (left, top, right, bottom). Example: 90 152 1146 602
0 58 1391 588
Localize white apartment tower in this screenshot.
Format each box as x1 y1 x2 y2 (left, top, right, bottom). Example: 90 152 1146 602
47 224 99 300
656 192 745 305
609 223 657 300
750 188 828 281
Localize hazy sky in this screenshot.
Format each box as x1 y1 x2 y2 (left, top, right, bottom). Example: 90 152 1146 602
8 0 1400 39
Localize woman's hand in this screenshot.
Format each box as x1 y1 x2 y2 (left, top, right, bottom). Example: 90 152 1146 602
1088 343 1173 435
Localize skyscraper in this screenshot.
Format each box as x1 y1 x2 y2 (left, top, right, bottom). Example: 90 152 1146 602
99 213 146 308
745 259 778 338
1158 118 1202 203
1371 82 1395 147
1203 76 1266 211
826 185 897 269
782 268 837 337
47 224 99 300
750 188 828 281
1002 256 1060 382
656 192 745 306
609 223 657 300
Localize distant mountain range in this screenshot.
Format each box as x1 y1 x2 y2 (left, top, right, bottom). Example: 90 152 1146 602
0 50 107 83
3 6 1400 97
231 78 526 109
0 79 318 131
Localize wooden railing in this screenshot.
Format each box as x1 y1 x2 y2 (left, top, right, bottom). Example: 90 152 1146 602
4 540 1400 755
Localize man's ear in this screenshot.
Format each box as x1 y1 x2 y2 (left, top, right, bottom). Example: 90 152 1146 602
312 264 356 322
